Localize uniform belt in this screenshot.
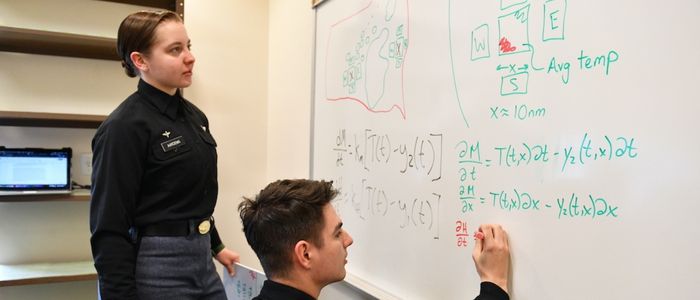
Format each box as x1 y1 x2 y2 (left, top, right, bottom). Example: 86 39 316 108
139 217 213 237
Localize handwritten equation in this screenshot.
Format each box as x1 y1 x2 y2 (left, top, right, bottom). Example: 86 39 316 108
490 103 546 121
455 220 473 248
333 177 441 240
458 183 620 219
455 133 634 219
322 128 637 251
333 128 443 181
488 189 619 219
456 133 637 172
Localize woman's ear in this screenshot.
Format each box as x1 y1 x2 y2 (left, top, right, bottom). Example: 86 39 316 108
293 240 313 270
130 51 148 73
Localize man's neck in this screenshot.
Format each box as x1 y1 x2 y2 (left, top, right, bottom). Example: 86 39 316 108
270 276 321 299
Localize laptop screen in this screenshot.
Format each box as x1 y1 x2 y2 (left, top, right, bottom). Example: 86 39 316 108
0 147 72 193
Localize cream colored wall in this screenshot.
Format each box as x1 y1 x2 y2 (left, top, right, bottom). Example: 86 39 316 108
185 0 269 272
0 0 369 298
266 0 314 181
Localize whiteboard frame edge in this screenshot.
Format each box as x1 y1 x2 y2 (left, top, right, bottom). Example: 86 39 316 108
343 273 400 300
312 0 328 9
308 3 318 180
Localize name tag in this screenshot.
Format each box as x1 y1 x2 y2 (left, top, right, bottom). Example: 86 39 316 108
160 136 186 152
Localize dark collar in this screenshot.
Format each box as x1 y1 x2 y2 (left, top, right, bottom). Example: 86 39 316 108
257 280 316 300
137 79 182 120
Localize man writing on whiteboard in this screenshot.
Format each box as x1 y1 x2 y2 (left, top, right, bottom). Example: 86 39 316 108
238 179 510 300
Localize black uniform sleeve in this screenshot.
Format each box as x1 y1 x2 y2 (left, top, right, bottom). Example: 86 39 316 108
474 282 509 300
90 119 146 300
210 224 225 255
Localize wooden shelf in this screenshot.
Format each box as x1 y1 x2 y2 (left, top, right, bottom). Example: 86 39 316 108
0 191 91 203
101 0 185 20
0 26 119 61
0 1 184 61
0 111 106 129
99 0 179 11
0 113 97 203
0 261 96 287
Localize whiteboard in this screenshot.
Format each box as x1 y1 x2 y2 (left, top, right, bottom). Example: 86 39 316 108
312 1 700 299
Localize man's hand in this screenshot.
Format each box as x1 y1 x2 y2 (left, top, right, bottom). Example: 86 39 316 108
472 224 510 294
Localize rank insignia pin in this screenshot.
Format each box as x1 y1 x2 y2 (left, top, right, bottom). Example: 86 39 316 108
162 131 171 138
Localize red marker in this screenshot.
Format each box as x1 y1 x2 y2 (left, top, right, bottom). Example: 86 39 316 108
474 231 484 240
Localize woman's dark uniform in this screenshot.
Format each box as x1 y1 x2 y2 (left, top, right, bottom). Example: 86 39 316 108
90 79 227 299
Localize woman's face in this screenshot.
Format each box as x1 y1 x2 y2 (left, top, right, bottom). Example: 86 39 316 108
140 20 195 95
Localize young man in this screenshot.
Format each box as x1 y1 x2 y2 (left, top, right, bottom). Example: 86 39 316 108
238 179 510 300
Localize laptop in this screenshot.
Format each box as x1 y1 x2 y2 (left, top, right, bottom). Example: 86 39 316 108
0 147 72 196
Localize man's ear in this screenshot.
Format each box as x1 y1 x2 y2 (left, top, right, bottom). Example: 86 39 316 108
294 240 313 270
130 51 148 73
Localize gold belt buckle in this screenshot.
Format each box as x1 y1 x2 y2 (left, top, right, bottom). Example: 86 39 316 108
198 219 211 234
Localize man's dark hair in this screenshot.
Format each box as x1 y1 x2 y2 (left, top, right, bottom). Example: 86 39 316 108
238 179 338 278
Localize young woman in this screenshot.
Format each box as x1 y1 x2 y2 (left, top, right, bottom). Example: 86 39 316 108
90 11 239 299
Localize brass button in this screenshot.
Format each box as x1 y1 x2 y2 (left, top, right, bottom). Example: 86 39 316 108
198 220 211 234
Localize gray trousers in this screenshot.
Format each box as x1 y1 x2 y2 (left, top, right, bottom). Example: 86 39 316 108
135 233 227 300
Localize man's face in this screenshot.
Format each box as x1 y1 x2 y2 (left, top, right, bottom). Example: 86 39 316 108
311 203 354 285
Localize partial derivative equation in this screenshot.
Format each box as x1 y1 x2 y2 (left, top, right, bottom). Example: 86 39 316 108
455 133 634 219
332 128 443 181
456 133 637 172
